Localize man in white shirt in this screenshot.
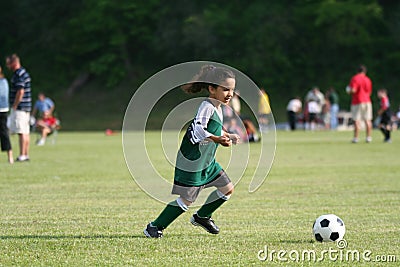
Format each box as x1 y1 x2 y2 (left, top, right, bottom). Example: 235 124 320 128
287 97 302 130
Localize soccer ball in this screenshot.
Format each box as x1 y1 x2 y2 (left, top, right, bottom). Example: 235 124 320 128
312 214 345 242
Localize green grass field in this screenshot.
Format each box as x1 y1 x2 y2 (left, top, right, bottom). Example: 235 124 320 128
0 130 399 266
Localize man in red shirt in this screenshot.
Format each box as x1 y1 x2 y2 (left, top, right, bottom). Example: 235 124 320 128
347 65 372 143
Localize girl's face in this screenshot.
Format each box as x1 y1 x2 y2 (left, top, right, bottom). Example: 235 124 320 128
208 78 236 105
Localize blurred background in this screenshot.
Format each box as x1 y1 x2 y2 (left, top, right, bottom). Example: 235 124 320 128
1 0 399 130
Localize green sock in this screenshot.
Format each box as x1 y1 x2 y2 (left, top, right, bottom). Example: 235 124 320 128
152 200 185 230
197 190 228 218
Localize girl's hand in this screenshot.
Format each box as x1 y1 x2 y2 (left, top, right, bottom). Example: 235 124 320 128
228 134 240 145
210 135 232 146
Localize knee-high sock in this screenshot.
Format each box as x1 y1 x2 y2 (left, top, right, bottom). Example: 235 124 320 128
380 127 390 139
152 199 187 230
197 190 229 218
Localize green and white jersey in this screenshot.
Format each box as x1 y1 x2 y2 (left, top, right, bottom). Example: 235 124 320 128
174 99 223 186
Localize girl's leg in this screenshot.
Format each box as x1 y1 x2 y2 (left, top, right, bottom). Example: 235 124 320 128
145 197 191 238
196 182 234 218
190 182 234 234
151 197 191 230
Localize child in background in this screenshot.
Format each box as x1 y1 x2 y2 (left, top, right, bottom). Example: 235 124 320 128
35 110 59 146
377 89 392 143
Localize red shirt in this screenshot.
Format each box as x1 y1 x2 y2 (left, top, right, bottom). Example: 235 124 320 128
349 73 372 105
44 117 57 127
380 96 390 110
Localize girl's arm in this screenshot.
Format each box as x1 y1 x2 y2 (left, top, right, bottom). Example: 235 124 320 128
190 101 239 146
208 135 232 147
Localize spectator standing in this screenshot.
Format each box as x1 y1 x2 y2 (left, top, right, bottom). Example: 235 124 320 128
306 99 320 131
322 94 331 129
0 65 13 163
286 96 302 131
258 88 271 131
6 54 32 162
305 87 324 130
305 87 325 108
327 87 339 130
347 65 373 143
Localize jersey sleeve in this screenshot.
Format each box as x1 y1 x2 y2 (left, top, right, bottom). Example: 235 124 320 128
188 101 215 144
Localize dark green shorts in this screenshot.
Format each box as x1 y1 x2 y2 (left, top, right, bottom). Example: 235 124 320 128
171 170 231 202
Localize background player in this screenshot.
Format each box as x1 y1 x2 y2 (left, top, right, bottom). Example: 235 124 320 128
377 88 392 142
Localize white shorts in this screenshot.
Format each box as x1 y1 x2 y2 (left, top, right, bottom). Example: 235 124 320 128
351 103 372 121
9 110 30 134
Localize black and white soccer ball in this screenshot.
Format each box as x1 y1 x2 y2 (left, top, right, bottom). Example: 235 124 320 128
312 214 345 242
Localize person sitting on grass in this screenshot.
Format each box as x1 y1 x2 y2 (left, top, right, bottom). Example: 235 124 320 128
35 110 59 146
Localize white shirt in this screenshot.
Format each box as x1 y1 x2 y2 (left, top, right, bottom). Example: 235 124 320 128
307 101 321 114
287 99 302 112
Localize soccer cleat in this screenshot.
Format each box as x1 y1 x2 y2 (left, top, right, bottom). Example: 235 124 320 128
144 223 163 238
36 138 45 146
190 213 220 234
366 136 372 143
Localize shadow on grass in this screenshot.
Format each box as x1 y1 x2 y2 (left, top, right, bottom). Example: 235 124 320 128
271 239 315 244
0 234 146 240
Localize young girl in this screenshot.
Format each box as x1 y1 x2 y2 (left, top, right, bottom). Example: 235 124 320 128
377 89 392 142
144 65 240 238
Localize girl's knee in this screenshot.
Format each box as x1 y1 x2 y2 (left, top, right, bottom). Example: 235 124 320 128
179 197 192 207
224 185 234 196
226 187 234 196
218 183 234 196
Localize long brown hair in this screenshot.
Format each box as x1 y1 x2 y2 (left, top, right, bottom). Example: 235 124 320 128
181 65 235 94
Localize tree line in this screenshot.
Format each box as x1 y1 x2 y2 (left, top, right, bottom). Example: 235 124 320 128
1 0 399 127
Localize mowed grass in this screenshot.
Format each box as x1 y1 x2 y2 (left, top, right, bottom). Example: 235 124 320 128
0 130 399 266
